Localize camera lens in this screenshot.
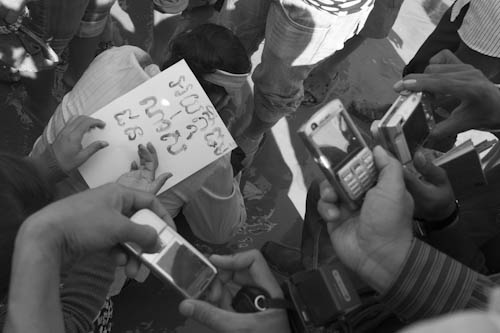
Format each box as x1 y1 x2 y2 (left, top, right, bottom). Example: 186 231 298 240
311 123 318 130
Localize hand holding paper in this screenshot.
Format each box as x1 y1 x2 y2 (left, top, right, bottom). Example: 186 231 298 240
78 60 237 194
117 142 172 194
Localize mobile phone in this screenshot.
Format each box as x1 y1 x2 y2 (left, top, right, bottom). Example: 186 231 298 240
124 209 217 299
298 99 377 209
371 92 435 167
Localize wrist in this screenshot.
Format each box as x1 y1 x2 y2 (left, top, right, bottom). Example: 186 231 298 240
16 214 62 263
28 146 67 182
357 235 414 293
416 200 459 234
7 216 64 333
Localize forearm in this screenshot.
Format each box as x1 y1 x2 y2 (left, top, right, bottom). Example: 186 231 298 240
378 239 495 322
4 225 64 333
61 253 116 333
27 145 66 184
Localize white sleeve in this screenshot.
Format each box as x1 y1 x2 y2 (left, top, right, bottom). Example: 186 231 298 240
182 155 246 244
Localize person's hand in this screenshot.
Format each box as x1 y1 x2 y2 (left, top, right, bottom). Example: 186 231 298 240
393 50 500 147
404 149 456 222
51 116 109 173
0 0 27 24
117 142 172 194
179 250 291 333
317 146 414 293
17 184 173 277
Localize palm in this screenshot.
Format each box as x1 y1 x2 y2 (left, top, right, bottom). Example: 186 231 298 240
329 186 414 275
116 143 171 194
117 170 159 194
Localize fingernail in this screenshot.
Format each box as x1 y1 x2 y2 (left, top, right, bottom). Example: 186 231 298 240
403 79 417 87
179 301 194 316
393 80 404 90
414 150 427 167
101 141 109 147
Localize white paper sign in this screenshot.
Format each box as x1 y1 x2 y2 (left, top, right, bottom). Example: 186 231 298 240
79 60 237 193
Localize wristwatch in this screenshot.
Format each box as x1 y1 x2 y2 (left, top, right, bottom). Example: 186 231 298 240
414 200 460 236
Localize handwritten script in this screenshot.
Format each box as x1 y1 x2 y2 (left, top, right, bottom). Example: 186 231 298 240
79 60 237 194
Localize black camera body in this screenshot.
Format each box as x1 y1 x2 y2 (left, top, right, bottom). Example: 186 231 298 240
283 262 361 332
371 92 435 168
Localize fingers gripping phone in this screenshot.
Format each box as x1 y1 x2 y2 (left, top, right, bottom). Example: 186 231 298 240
371 92 435 168
299 99 377 209
124 209 217 299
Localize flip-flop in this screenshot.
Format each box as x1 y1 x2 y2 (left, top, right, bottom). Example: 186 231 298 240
0 19 58 81
0 59 21 82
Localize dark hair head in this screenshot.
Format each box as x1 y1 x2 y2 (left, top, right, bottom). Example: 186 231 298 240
163 23 251 77
162 24 251 125
0 154 53 296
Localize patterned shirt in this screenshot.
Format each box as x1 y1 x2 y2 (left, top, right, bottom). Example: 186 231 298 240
451 0 500 57
380 239 500 321
303 0 375 15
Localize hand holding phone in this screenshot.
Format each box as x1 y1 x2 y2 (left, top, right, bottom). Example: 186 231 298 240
371 92 435 168
299 99 377 209
124 209 217 298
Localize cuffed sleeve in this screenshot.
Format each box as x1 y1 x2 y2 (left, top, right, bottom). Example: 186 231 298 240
380 239 481 322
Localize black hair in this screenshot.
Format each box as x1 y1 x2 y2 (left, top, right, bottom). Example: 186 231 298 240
163 23 251 76
162 23 251 106
0 154 53 296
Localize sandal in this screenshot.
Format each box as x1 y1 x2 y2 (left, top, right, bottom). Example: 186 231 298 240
0 12 59 83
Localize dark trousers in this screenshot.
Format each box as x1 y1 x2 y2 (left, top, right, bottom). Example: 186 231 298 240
403 4 468 76
404 3 500 81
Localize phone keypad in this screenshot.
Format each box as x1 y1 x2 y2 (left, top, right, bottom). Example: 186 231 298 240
338 148 376 200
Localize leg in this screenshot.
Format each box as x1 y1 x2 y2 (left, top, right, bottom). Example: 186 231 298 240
23 0 91 122
240 0 371 155
63 0 117 88
403 3 469 76
455 41 500 81
214 0 270 55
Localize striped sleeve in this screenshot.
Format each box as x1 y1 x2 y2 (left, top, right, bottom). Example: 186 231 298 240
379 239 500 322
457 0 500 58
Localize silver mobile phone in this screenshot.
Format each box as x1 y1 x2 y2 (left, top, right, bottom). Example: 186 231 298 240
124 209 217 299
371 92 435 167
299 99 377 209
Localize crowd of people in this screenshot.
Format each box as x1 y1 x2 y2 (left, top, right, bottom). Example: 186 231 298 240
1 0 500 332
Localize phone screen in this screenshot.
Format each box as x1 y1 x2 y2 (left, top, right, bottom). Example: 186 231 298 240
402 104 429 156
156 241 211 292
310 113 363 169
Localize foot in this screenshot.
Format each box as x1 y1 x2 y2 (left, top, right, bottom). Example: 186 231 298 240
261 241 304 277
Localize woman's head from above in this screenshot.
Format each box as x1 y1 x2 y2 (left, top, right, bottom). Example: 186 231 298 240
162 23 251 123
0 154 53 296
